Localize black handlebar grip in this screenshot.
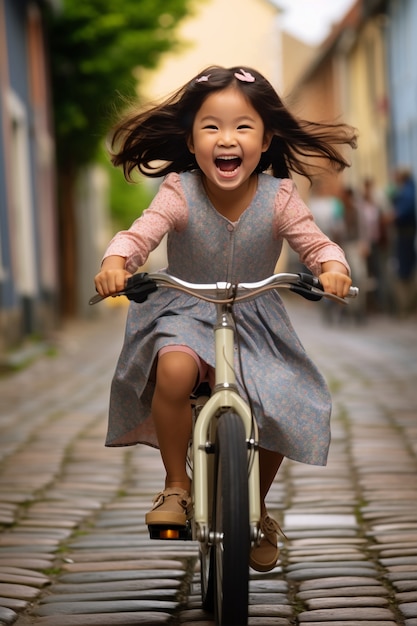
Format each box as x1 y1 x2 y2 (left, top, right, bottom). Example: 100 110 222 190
124 273 158 303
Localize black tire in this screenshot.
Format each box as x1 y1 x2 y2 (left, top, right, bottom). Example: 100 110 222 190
200 539 215 613
199 424 215 613
213 412 250 625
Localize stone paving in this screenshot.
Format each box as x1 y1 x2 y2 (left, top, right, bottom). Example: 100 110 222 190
0 297 416 626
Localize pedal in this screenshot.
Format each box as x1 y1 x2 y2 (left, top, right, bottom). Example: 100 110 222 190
148 521 192 541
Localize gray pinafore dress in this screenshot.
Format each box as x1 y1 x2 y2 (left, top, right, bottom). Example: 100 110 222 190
106 172 331 465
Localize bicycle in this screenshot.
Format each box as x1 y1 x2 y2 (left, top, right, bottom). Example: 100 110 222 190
90 271 358 626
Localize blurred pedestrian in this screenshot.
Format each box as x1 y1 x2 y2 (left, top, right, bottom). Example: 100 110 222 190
309 179 345 245
307 180 347 324
339 186 368 322
358 178 389 312
388 167 417 314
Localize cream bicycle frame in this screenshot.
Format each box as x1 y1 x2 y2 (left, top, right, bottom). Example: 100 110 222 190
192 302 261 541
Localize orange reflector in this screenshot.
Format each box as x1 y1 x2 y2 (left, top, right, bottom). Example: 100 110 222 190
159 528 180 539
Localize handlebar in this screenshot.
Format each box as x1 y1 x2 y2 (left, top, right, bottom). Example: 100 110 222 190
89 272 359 306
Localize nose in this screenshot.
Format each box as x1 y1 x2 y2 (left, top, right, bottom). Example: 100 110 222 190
217 129 236 147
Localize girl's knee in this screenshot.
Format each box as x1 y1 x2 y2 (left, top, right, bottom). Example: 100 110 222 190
156 352 198 396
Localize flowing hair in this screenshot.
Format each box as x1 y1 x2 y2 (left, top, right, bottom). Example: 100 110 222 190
109 65 357 182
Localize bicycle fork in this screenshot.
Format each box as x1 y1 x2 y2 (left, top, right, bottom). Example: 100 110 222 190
192 390 261 544
193 303 261 544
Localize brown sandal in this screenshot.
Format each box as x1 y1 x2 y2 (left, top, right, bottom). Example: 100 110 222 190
249 514 285 572
145 487 192 526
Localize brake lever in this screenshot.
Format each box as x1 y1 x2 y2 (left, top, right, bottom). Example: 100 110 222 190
89 292 107 305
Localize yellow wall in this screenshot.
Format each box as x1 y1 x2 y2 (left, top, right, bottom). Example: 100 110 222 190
344 17 389 190
283 11 390 203
140 0 282 99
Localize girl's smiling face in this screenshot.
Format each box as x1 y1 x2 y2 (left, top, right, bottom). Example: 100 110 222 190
187 86 271 193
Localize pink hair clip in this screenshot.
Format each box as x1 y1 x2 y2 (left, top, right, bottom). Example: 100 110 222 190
234 69 255 83
196 75 210 83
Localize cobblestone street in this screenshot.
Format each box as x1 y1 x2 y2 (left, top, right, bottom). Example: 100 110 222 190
0 296 416 626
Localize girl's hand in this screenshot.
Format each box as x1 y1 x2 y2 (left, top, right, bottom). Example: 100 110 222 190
319 271 352 298
319 260 352 298
94 256 132 297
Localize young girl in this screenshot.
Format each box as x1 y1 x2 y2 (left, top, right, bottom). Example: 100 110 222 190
95 65 356 572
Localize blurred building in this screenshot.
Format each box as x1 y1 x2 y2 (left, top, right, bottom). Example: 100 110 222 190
287 0 390 200
286 0 417 201
139 0 316 99
0 0 60 354
286 0 417 312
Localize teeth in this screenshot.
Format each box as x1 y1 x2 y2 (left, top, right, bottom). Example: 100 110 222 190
217 156 238 160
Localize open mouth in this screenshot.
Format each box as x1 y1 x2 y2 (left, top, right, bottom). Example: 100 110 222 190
215 156 242 172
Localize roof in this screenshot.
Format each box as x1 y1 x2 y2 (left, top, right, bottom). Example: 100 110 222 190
292 0 387 90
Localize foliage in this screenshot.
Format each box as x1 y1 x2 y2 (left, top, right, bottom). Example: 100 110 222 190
45 0 194 168
99 148 157 230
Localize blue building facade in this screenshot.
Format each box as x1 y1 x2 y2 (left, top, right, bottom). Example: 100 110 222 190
387 0 417 183
0 0 59 353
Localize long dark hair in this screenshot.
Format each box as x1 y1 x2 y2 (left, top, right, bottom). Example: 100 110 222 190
110 65 357 182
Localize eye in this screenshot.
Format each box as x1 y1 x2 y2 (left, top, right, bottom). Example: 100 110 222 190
237 124 252 130
203 124 218 130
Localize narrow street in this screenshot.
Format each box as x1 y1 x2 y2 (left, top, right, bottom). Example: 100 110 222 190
0 296 416 626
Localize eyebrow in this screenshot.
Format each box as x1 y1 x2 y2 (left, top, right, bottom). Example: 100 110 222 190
199 115 257 123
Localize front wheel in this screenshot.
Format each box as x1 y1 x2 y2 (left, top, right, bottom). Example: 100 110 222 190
213 411 250 625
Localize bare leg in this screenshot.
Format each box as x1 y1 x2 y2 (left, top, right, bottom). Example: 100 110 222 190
151 351 198 493
258 447 284 515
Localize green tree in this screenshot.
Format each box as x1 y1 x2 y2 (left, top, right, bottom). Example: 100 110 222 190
45 0 195 314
